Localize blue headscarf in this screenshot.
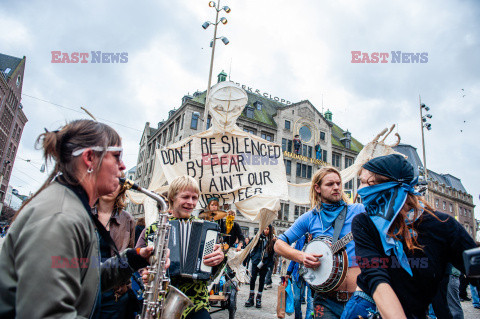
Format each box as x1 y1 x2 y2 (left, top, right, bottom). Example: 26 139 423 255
313 200 347 231
358 154 420 276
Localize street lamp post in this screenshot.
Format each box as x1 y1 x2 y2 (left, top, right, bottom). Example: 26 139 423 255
202 1 231 128
419 95 432 197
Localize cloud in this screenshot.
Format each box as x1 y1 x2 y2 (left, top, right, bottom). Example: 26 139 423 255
2 0 479 220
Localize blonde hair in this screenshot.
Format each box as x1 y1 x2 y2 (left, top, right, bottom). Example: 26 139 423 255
167 175 200 208
309 166 349 209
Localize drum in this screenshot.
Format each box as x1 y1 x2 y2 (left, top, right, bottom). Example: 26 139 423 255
300 236 348 292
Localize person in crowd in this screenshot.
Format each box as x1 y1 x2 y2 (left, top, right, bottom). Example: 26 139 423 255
134 217 145 244
275 166 364 319
286 233 314 319
315 143 322 160
294 135 302 155
206 198 245 252
341 154 479 319
459 274 470 302
245 224 276 308
93 173 137 318
0 120 154 318
264 228 277 289
470 284 480 309
137 175 224 319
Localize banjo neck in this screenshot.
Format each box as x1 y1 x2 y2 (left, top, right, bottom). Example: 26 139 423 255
331 232 353 254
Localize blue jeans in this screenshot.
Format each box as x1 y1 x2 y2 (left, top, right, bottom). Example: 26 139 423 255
293 279 313 319
313 293 348 319
340 294 378 319
470 284 480 308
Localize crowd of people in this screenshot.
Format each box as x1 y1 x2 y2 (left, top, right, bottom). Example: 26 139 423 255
0 119 478 319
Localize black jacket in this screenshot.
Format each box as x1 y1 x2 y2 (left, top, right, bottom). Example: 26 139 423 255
250 234 274 268
353 211 477 318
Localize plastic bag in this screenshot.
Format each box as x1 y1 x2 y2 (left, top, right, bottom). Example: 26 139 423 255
285 279 294 315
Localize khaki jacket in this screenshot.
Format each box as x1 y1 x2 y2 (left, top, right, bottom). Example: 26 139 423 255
0 182 138 318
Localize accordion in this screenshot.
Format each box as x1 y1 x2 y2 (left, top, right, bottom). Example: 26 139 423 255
168 219 220 280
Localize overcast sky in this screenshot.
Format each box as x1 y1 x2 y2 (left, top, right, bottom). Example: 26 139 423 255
1 0 479 219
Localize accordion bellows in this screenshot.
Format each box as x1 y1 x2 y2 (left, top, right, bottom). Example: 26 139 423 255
168 219 220 280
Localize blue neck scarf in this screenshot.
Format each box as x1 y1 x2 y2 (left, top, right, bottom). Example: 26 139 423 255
357 179 419 276
314 200 347 231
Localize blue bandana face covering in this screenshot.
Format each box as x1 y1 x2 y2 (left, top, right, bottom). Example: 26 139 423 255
357 179 419 276
313 200 347 231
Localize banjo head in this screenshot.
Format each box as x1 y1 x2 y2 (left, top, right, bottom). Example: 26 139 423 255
302 237 334 287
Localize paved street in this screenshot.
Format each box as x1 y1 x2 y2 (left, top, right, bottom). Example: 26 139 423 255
0 239 478 318
211 274 480 319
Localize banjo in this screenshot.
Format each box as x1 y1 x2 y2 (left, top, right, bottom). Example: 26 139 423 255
299 232 354 292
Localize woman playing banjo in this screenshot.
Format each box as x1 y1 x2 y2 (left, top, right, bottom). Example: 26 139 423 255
275 167 365 319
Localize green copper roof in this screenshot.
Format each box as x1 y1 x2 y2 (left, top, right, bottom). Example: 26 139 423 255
330 122 363 152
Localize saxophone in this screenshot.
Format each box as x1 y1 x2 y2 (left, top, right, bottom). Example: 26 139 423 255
120 178 193 319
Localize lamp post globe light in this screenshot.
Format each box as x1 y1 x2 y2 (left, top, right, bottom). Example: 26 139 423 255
419 95 433 193
202 0 231 127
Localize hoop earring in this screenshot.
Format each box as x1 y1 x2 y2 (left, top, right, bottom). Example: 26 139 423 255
87 167 93 174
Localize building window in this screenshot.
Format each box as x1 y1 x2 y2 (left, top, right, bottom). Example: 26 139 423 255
282 138 287 151
332 153 341 168
162 131 167 145
296 163 312 179
287 140 293 153
323 150 327 162
261 132 274 142
168 125 173 141
279 203 290 221
302 145 308 157
449 204 453 213
284 159 291 175
294 205 307 218
254 101 263 110
345 180 353 190
206 116 211 129
435 199 439 208
345 157 354 168
308 146 313 158
240 226 249 238
442 201 446 210
243 127 256 135
246 107 254 119
175 118 180 136
180 114 184 129
285 120 291 130
190 113 199 130
320 132 326 141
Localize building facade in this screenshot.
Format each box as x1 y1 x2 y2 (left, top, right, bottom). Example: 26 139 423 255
394 144 476 240
133 73 363 237
0 53 28 208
